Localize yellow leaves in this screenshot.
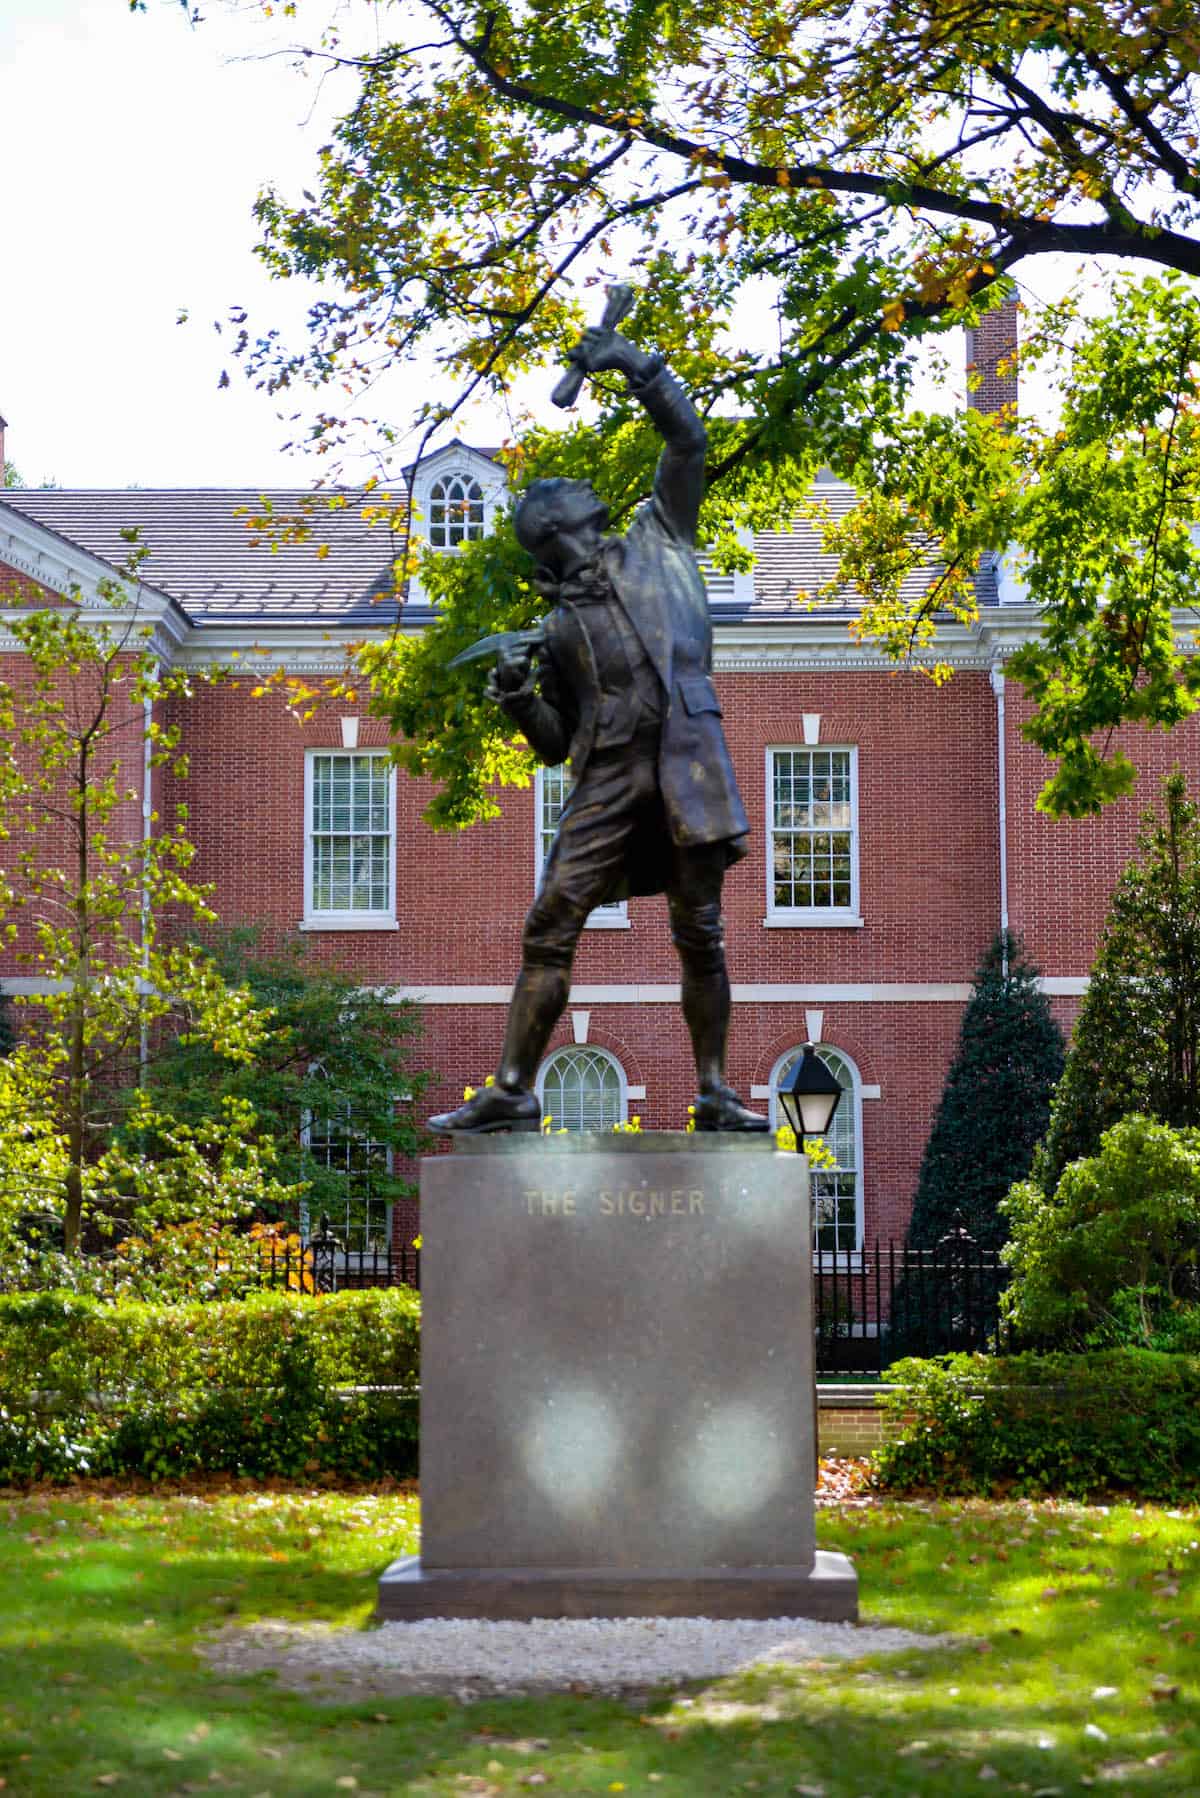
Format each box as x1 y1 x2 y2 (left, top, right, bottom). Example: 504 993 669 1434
881 299 906 333
775 167 791 186
316 543 330 561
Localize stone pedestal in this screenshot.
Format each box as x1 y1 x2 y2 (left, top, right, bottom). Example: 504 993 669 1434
378 1134 856 1621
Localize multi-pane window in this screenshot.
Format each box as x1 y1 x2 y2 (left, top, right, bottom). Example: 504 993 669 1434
768 747 857 917
771 1046 861 1254
304 1105 392 1253
538 1046 626 1132
536 764 628 925
429 474 485 548
308 752 393 917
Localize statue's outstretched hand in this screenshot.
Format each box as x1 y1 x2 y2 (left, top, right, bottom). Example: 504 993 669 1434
485 644 534 705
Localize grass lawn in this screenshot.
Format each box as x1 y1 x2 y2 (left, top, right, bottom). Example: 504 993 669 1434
0 1476 1196 1796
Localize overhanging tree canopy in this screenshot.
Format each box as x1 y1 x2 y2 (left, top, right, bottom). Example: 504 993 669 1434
212 1 1200 822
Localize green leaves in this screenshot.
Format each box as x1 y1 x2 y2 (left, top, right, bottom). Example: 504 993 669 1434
1003 1115 1200 1346
0 567 291 1256
219 2 1200 817
0 1288 420 1484
139 928 430 1231
877 1347 1200 1500
1031 772 1200 1197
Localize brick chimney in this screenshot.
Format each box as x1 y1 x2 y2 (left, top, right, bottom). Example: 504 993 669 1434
965 297 1018 418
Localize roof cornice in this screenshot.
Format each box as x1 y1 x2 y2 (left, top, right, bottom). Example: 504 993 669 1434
0 500 190 652
175 622 414 674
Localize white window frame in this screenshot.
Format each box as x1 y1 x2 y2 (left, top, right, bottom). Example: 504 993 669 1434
534 764 630 929
427 471 487 550
302 749 398 931
764 745 863 927
536 1045 629 1133
768 1043 864 1261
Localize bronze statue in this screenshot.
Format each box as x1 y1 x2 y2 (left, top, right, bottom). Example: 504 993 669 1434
430 314 767 1135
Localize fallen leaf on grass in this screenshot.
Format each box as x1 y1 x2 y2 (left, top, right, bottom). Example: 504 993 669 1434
977 1768 999 1781
1150 1683 1181 1701
1091 1686 1118 1699
163 1749 183 1761
1085 1722 1108 1740
95 1778 120 1788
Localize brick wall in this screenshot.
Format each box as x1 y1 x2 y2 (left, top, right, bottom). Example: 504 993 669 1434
156 664 1003 1249
10 574 1200 1264
816 1387 904 1457
1004 683 1200 978
165 663 1001 989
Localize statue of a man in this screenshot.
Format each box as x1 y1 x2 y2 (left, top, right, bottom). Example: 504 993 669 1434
430 326 767 1135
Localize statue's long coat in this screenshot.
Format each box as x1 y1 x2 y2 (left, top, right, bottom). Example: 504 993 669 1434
506 364 750 899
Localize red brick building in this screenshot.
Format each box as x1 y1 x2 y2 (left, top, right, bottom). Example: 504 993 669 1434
3 325 1197 1262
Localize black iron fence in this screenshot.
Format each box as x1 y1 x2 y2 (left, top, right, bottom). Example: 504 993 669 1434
814 1217 1009 1377
245 1220 421 1297
252 1213 1007 1378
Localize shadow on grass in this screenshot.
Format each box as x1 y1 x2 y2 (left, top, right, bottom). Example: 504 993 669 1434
0 1491 1195 1795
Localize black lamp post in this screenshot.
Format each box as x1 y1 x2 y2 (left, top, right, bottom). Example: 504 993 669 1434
777 1044 842 1145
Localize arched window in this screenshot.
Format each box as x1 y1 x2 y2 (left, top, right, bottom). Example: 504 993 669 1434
769 1045 862 1254
429 474 485 548
537 1046 627 1133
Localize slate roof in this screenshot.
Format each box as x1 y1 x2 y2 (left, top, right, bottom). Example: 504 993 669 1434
1 490 405 627
2 474 976 629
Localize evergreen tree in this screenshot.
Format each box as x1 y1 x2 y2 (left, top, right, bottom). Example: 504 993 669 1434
1034 772 1200 1197
906 931 1064 1253
884 931 1063 1363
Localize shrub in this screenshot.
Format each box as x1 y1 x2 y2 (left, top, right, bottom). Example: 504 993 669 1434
1034 773 1200 1196
1002 1113 1200 1347
0 1287 419 1485
875 1349 1200 1500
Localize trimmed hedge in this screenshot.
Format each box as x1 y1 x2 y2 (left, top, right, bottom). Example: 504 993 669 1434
875 1350 1200 1501
0 1288 420 1485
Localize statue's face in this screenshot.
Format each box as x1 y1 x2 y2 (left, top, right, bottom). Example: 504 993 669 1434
545 480 608 538
515 478 609 570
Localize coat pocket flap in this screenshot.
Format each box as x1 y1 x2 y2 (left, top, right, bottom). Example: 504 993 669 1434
678 675 722 717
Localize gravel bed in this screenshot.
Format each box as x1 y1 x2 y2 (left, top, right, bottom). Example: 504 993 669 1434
201 1614 952 1699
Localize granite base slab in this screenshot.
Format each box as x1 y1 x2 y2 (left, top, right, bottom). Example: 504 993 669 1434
377 1550 858 1622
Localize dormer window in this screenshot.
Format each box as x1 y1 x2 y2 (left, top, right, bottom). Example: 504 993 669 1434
429 474 485 549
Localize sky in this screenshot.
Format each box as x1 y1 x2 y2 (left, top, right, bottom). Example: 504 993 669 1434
0 0 370 488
